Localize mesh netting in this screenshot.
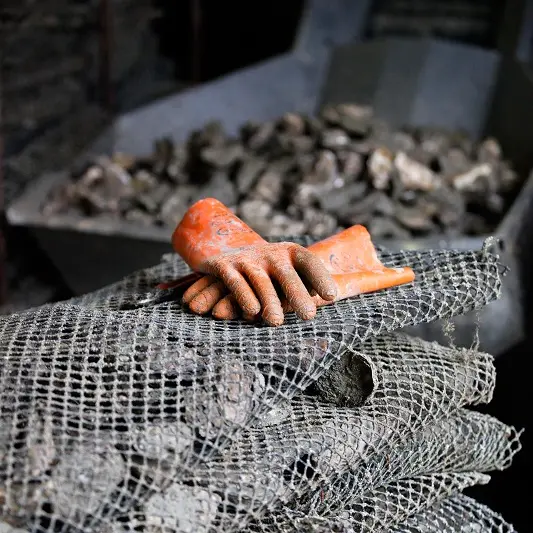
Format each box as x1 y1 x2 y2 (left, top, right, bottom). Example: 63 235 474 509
390 494 518 533
0 240 521 532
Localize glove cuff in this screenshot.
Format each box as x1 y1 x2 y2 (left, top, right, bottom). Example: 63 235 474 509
171 198 265 271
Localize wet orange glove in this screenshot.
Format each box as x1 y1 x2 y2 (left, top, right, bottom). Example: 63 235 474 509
171 198 338 326
181 224 415 322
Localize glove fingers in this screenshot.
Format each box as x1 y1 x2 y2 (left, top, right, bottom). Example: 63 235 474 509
182 275 218 304
188 281 228 315
211 295 259 321
282 293 324 313
304 269 418 311
243 311 261 322
242 265 285 326
329 270 415 301
273 265 317 321
218 266 262 316
293 248 337 302
212 294 240 320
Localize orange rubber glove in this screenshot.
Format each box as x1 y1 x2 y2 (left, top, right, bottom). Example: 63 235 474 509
184 224 415 322
171 198 338 326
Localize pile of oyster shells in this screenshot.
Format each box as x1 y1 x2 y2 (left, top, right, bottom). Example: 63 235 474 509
42 103 520 239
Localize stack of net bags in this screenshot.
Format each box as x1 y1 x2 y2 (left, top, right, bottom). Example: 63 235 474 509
0 237 522 532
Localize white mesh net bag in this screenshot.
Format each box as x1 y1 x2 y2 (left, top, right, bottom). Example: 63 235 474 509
0 238 521 532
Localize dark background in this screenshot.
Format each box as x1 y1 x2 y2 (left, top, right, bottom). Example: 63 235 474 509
152 0 306 85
